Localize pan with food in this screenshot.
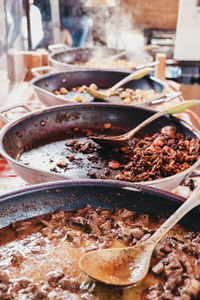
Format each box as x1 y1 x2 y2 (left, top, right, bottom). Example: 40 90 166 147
48 46 153 72
31 69 167 106
0 103 199 191
0 180 200 299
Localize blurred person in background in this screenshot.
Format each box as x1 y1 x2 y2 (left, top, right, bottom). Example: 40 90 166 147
33 0 92 48
33 0 52 48
59 0 92 47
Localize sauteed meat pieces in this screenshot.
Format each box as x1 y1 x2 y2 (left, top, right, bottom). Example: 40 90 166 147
63 126 200 182
19 125 200 183
0 206 200 300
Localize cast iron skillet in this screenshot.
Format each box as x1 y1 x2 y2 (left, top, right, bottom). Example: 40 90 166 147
31 69 166 106
48 47 153 72
0 180 199 232
0 103 200 191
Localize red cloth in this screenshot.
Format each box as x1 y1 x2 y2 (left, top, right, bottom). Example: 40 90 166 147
0 82 44 194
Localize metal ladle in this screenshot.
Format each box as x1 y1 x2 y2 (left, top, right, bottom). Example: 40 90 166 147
90 99 200 147
106 45 159 62
79 185 200 286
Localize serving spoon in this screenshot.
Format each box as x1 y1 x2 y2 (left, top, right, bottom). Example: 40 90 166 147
85 67 155 100
106 45 159 62
79 185 200 286
90 99 200 147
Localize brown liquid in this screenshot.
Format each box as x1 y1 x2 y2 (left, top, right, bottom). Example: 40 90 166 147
0 211 188 300
97 260 137 284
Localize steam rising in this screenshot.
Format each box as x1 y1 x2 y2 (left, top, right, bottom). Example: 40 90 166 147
105 5 144 50
84 1 146 63
86 2 144 50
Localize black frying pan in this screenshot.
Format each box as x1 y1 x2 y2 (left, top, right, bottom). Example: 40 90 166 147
31 69 166 106
0 103 200 191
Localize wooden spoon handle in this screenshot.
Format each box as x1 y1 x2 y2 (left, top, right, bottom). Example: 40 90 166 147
109 67 154 94
122 110 166 141
121 99 200 141
167 100 200 114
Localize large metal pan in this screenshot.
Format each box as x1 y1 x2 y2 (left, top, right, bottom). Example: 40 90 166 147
0 103 199 191
31 69 167 107
48 46 153 72
0 180 200 299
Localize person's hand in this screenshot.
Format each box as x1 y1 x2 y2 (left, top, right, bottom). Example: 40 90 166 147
61 29 73 47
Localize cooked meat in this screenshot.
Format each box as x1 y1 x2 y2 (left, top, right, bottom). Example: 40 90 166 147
47 270 64 288
59 277 80 293
0 206 200 299
57 126 200 183
11 251 24 266
12 278 32 293
0 270 10 284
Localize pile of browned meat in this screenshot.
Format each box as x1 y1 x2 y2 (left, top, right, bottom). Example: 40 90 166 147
63 125 200 182
0 205 200 299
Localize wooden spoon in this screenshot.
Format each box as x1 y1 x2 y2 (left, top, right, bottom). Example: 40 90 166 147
79 186 200 286
85 67 154 100
90 99 200 147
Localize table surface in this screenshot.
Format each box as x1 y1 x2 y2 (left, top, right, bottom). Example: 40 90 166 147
0 80 199 199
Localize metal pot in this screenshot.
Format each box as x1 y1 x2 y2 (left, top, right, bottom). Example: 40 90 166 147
48 46 153 72
0 103 199 191
31 69 167 107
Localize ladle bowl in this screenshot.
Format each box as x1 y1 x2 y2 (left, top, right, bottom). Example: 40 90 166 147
79 185 200 286
85 67 155 100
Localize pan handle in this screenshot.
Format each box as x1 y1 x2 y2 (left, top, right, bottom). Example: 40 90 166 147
0 104 32 124
31 66 57 78
48 43 69 53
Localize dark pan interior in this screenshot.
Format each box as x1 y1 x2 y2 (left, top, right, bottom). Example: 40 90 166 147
52 47 117 64
2 103 200 161
0 181 199 232
52 47 151 65
33 70 165 95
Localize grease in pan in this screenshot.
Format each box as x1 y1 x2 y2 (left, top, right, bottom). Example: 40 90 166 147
0 204 199 299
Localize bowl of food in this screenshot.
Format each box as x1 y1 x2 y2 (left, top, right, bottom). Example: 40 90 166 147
0 180 199 299
0 103 199 191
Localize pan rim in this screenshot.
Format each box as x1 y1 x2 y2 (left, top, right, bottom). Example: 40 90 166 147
0 179 186 203
48 46 153 69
